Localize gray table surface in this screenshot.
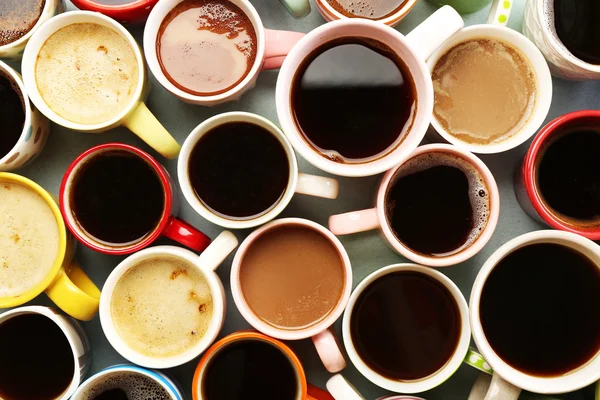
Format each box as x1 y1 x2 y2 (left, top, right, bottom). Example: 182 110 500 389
3 0 599 399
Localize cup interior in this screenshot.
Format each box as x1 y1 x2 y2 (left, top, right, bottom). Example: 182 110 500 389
315 0 417 26
0 0 56 51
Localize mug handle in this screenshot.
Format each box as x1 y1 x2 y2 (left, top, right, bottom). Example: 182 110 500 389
263 29 305 70
326 374 365 400
163 217 212 253
483 374 522 400
486 0 513 26
279 0 311 19
123 102 181 159
307 384 335 400
405 5 464 61
312 328 347 373
469 373 493 400
296 173 339 199
45 263 101 321
328 208 380 235
197 231 239 271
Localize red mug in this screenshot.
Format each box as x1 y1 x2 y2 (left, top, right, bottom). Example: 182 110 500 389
60 143 211 255
70 0 158 24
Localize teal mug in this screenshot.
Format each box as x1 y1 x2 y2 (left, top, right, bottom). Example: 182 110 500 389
427 0 492 14
279 0 311 18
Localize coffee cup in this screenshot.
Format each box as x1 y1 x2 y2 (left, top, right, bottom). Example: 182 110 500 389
70 0 158 24
470 230 600 398
276 6 463 177
515 110 600 240
21 11 180 159
0 173 100 321
231 218 352 373
0 306 91 400
178 112 339 229
100 231 238 368
280 0 311 18
60 143 211 255
329 144 500 267
0 61 49 171
315 0 418 26
144 0 305 106
0 0 63 60
71 364 183 400
426 0 552 154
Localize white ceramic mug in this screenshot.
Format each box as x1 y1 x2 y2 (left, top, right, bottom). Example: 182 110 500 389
0 61 49 171
144 0 305 106
426 0 552 154
276 6 464 177
178 112 339 230
100 231 238 369
470 230 600 398
0 306 91 400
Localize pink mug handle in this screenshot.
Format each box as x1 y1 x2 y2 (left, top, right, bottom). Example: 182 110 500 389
329 208 380 235
312 328 347 373
263 28 305 70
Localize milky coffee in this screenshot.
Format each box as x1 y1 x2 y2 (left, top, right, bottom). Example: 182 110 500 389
111 256 213 358
35 23 139 125
77 371 172 400
0 182 59 298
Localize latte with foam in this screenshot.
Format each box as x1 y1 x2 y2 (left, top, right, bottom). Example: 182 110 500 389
35 23 139 125
111 256 213 358
77 371 172 400
0 182 59 298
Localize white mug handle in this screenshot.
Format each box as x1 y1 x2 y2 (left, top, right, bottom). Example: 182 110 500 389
198 231 239 272
484 373 522 400
326 374 366 400
296 173 339 199
469 372 493 400
279 0 311 18
487 0 513 26
405 5 464 60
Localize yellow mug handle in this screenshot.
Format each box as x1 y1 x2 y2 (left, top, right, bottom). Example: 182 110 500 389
45 263 101 321
123 102 181 159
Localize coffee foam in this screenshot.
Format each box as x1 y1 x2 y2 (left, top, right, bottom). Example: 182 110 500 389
111 256 213 358
35 23 139 125
78 371 172 400
387 152 490 256
0 182 59 298
326 0 406 19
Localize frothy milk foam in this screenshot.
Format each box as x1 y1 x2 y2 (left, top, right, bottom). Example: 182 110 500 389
78 371 172 400
35 23 139 125
0 182 59 298
111 257 213 358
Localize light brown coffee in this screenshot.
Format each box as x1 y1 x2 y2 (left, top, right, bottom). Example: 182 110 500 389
432 38 537 145
239 225 345 330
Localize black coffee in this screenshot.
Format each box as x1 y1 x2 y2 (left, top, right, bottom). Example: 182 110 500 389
291 37 416 163
93 389 128 400
351 271 461 380
385 153 488 255
480 243 600 376
0 314 75 400
554 0 600 65
202 340 298 400
188 122 290 219
71 150 165 244
537 124 600 227
0 72 25 158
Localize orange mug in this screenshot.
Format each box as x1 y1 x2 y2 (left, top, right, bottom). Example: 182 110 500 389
193 331 333 400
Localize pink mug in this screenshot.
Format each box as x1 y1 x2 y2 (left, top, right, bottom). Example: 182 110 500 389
230 218 352 373
329 144 500 267
143 0 304 106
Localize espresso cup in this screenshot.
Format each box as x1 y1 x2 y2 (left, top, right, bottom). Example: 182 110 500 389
0 306 91 400
0 0 63 60
178 112 339 229
72 364 183 400
100 231 238 368
470 230 600 398
22 11 180 159
60 143 211 255
0 61 49 171
315 0 418 26
231 218 352 373
276 6 463 177
515 110 600 240
426 0 552 154
144 0 305 106
0 173 100 321
329 144 500 267
70 0 158 24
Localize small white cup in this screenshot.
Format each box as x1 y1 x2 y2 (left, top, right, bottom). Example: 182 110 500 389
100 231 238 369
178 112 339 230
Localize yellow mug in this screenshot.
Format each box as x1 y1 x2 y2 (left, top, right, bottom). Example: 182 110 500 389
0 173 100 320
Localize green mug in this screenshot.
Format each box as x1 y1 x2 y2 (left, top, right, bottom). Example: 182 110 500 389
279 0 311 18
427 0 492 14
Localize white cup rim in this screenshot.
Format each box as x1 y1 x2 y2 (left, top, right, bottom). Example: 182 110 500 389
0 0 56 52
342 264 471 393
99 245 226 369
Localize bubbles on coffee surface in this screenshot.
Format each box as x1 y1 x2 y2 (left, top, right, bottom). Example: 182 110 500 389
80 372 172 400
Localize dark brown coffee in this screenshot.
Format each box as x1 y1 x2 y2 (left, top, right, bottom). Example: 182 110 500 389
554 0 600 65
291 37 416 163
157 0 257 96
350 271 461 380
385 152 489 256
480 243 600 376
0 314 75 400
325 0 408 19
70 150 165 245
0 71 25 159
188 122 290 219
0 0 45 46
93 389 128 400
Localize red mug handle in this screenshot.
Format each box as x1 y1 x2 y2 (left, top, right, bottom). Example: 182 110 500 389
308 384 335 400
263 28 305 70
163 217 211 252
